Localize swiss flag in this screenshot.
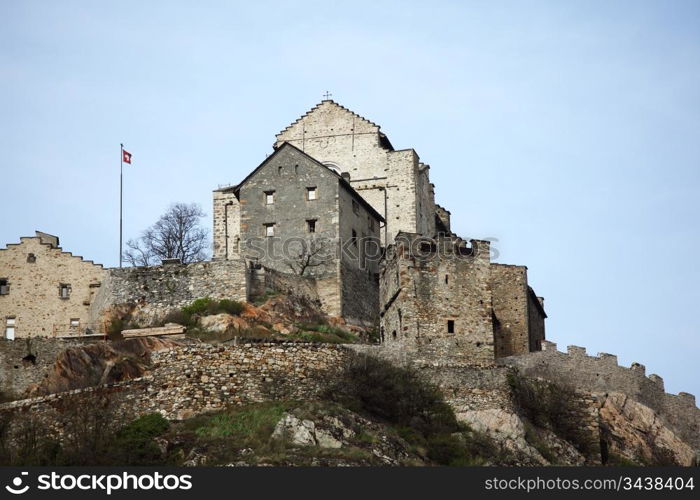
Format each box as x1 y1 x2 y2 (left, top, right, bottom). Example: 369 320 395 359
122 149 132 164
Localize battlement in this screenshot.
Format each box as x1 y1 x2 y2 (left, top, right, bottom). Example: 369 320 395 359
388 232 491 263
533 341 688 399
502 341 699 450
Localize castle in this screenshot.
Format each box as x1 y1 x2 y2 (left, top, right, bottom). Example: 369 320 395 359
0 100 546 365
1 100 697 465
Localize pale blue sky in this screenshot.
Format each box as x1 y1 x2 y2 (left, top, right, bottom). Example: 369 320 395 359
1 1 699 396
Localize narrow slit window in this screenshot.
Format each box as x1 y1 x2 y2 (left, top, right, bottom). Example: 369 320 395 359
445 274 449 284
447 320 455 333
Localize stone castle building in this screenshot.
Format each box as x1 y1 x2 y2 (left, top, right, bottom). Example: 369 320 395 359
209 99 547 362
380 233 546 366
0 232 106 339
2 100 545 366
213 142 383 324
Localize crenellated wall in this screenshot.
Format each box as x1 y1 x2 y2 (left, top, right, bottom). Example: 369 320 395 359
500 341 700 450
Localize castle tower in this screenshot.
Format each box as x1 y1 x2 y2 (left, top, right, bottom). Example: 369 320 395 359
274 100 439 244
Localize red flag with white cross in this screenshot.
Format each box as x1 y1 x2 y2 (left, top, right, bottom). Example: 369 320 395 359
122 149 132 164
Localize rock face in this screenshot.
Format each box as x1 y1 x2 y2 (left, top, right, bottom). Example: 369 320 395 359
27 337 176 397
599 392 696 466
458 408 585 466
268 403 421 466
272 414 343 449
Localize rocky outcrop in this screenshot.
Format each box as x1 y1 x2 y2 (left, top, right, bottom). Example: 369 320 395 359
458 408 586 466
598 392 696 466
27 337 177 397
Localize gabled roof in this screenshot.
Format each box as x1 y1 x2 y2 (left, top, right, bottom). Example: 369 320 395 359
232 142 385 223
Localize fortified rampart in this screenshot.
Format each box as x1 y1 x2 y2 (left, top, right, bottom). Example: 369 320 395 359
500 341 700 450
0 343 350 441
90 260 248 325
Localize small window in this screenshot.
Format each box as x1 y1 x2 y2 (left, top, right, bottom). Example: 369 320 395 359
0 279 9 295
265 191 275 205
27 253 36 263
278 166 283 176
264 223 275 237
352 200 360 215
5 317 16 340
294 164 298 175
351 229 357 247
391 330 397 340
306 187 317 201
447 320 455 334
306 219 317 233
445 274 449 284
70 318 80 328
59 283 71 299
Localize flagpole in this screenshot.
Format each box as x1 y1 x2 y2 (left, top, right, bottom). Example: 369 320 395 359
120 143 123 268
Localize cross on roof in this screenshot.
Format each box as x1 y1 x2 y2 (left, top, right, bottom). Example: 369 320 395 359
323 91 332 100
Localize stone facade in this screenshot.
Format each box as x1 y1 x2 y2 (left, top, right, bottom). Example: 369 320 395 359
0 233 107 338
491 264 546 357
379 233 546 365
214 143 382 325
273 100 437 245
0 337 87 398
90 259 248 326
0 343 350 437
380 233 495 366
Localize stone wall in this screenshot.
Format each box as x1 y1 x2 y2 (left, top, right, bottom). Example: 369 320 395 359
491 264 530 357
0 338 89 398
380 234 495 366
91 260 248 325
212 188 241 260
274 100 438 245
0 235 107 338
0 343 351 440
500 341 700 450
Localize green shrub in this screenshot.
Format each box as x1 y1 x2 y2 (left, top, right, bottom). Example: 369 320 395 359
326 353 458 437
508 372 599 458
218 299 244 316
182 298 215 316
194 403 288 448
162 309 194 327
181 298 244 318
110 413 170 465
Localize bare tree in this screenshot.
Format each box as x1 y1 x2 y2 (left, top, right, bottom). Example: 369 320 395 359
123 203 209 266
286 237 331 276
